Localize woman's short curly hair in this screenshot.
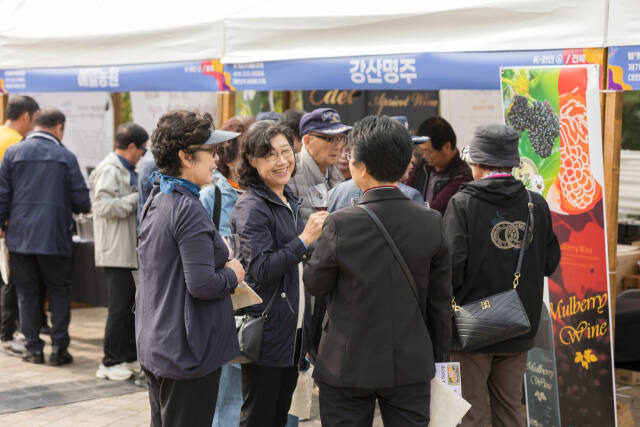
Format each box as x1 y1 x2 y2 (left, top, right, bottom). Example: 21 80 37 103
215 116 255 179
238 121 296 188
151 110 213 177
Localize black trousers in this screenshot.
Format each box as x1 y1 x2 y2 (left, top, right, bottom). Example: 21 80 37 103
102 267 137 366
0 278 19 341
240 364 298 427
10 252 71 353
317 380 431 427
143 366 221 427
1 276 48 341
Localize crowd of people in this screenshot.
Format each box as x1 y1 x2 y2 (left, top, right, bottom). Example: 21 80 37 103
0 95 561 427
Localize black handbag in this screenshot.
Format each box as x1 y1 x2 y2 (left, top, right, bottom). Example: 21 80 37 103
230 286 279 364
451 191 534 351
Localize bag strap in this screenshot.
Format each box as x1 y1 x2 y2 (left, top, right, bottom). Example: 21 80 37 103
137 190 162 245
212 185 222 229
141 190 161 222
357 204 426 323
261 286 280 318
452 190 535 312
513 190 534 288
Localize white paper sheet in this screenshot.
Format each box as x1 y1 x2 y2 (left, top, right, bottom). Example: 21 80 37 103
0 238 8 284
231 282 263 311
429 376 471 427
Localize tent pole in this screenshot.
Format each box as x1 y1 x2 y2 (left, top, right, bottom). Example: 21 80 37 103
0 95 7 124
111 93 123 140
217 92 236 126
603 90 623 335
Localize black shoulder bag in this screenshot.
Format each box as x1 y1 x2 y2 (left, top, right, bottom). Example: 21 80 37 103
451 191 534 351
211 185 222 230
231 287 280 364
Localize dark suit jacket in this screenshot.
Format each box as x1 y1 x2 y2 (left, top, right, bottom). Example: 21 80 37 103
304 187 452 389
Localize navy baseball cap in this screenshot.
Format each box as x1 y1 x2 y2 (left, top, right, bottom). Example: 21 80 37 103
391 116 409 129
411 136 430 144
256 111 281 121
390 115 430 145
299 108 352 136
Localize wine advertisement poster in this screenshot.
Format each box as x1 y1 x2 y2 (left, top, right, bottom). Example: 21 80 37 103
500 65 616 426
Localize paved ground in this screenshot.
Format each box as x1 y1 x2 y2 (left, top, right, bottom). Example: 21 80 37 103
0 307 150 426
0 307 353 427
0 307 636 426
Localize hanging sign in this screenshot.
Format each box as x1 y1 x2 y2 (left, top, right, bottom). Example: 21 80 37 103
0 60 232 93
501 64 616 426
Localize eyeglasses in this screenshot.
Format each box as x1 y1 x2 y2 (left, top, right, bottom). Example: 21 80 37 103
186 145 217 157
188 145 215 152
264 148 294 163
310 133 347 144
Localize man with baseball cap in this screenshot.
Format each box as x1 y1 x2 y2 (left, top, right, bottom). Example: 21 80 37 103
288 108 351 223
327 116 424 211
443 124 560 427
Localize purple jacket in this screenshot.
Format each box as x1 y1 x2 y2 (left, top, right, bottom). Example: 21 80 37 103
136 182 239 380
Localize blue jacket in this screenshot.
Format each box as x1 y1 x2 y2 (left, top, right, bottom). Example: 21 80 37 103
136 155 157 226
230 182 311 367
136 182 239 380
200 170 238 236
328 179 424 212
0 131 90 256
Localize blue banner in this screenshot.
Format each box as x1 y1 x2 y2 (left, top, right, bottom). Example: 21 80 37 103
0 59 233 93
607 46 640 90
223 49 590 91
0 50 602 93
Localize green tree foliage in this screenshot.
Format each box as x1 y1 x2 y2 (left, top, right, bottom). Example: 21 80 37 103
622 92 640 151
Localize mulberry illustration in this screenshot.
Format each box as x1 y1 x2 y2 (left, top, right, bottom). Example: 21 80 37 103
527 101 559 158
507 95 531 132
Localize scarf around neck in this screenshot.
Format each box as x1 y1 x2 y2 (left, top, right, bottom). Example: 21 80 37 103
149 171 200 198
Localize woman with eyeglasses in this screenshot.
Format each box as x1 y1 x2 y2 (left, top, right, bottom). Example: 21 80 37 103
136 110 245 427
230 121 328 427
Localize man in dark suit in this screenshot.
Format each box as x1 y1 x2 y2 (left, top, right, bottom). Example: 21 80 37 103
304 115 452 427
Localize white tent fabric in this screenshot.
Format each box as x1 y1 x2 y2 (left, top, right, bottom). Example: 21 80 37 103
0 0 256 69
0 0 638 69
607 0 640 48
222 0 609 63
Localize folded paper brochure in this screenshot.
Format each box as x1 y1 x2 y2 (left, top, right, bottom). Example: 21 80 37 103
429 362 471 427
231 282 263 310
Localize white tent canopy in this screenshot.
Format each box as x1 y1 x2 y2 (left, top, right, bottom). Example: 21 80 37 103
0 0 259 69
0 0 637 69
222 0 609 63
607 0 640 48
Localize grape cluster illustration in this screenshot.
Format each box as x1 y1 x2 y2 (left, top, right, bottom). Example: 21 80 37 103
507 95 530 132
507 95 560 158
